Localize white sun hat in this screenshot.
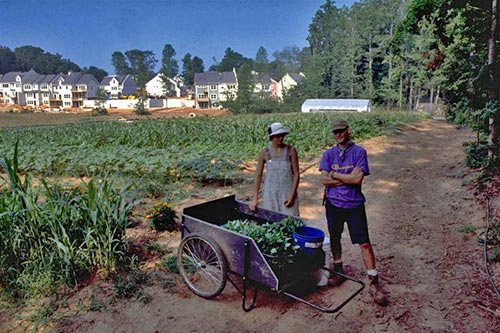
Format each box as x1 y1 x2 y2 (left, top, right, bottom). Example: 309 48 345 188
267 122 289 138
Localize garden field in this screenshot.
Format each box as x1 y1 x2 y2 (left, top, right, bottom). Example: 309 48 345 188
2 111 500 332
0 111 428 195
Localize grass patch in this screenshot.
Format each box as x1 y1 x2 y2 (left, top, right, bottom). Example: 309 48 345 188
458 224 478 233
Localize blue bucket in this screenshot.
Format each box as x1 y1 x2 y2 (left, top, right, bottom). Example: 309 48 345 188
293 226 325 253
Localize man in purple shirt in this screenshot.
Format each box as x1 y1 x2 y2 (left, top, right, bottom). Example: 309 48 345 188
320 118 387 306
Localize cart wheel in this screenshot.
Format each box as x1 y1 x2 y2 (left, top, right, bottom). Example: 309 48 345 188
178 233 228 299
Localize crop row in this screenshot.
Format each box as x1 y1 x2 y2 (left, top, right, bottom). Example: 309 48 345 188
0 112 428 182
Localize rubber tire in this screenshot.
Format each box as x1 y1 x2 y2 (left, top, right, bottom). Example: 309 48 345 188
178 233 228 299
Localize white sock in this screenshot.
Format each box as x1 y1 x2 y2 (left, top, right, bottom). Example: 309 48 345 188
367 269 378 276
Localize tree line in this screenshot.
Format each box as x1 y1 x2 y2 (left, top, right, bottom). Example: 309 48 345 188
0 45 108 82
0 0 497 161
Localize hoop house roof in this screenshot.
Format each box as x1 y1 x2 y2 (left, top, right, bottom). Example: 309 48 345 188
301 99 372 113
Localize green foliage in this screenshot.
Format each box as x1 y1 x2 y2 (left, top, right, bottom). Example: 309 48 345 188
93 87 108 116
224 217 303 259
0 144 136 298
463 141 488 169
12 45 81 74
161 255 179 274
146 202 178 232
457 224 478 234
0 112 427 189
488 248 500 263
134 96 151 115
112 260 150 300
210 47 252 72
182 53 204 86
160 44 179 78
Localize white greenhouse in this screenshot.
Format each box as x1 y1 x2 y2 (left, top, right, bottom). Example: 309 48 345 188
301 99 372 113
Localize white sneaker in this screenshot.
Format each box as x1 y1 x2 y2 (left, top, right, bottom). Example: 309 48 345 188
315 269 330 287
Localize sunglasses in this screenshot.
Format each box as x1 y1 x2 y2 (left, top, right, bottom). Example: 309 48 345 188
333 128 347 135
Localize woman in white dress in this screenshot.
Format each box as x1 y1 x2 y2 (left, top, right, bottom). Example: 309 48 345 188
249 122 299 216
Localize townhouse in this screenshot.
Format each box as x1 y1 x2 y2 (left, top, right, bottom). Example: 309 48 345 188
0 68 306 110
194 69 237 109
0 70 100 109
0 71 24 105
252 72 274 96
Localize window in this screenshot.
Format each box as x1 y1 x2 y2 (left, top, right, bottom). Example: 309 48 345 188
197 94 207 99
64 102 71 106
210 94 217 99
64 94 71 98
3 84 8 88
210 84 217 89
227 84 236 89
41 84 48 90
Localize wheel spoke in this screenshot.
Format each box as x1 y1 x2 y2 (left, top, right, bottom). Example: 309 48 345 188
178 235 228 299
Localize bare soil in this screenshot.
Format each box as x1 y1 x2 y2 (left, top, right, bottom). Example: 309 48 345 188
2 118 500 332
0 107 231 128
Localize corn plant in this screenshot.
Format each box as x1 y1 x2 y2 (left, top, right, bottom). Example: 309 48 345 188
0 144 137 297
0 112 429 187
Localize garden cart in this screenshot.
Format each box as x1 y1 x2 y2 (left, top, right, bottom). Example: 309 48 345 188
177 195 364 313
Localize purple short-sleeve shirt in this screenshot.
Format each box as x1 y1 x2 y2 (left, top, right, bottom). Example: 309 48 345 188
319 142 369 209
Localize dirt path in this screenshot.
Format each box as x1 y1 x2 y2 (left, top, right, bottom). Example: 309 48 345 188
60 119 500 333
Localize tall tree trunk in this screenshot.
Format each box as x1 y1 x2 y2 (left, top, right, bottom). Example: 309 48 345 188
408 81 414 111
388 21 394 82
430 84 434 113
368 32 374 99
399 73 403 111
435 86 440 113
415 87 421 111
488 0 498 159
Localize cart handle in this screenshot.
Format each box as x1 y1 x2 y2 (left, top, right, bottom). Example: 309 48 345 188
282 268 365 313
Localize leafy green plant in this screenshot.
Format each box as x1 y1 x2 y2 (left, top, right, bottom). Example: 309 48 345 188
488 248 500 263
463 141 489 168
161 255 179 274
112 263 149 299
134 96 151 115
224 217 303 265
144 241 168 255
458 224 478 233
0 144 136 298
146 202 178 232
0 112 427 186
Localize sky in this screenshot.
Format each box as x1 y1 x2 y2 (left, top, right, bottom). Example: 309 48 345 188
1 0 355 75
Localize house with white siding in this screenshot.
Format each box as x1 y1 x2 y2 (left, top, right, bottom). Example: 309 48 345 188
100 74 137 99
56 72 100 108
0 70 100 109
194 69 237 109
252 72 274 96
277 72 305 100
0 71 24 105
145 73 181 98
